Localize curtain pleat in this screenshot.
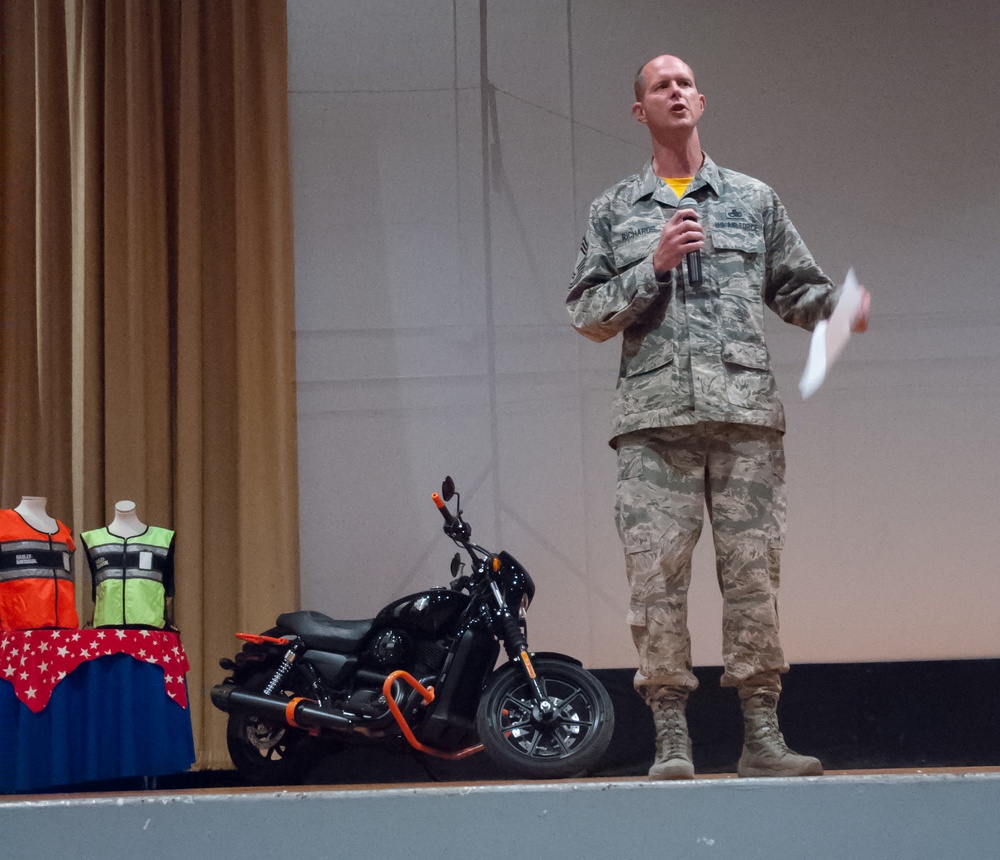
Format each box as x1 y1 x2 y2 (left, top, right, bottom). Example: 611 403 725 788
33 2 75 516
1 0 74 511
0 0 299 770
66 0 105 577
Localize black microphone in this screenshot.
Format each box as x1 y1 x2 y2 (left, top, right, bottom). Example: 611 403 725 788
686 249 702 286
681 212 702 286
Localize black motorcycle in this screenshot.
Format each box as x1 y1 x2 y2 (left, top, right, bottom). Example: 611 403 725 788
211 477 614 784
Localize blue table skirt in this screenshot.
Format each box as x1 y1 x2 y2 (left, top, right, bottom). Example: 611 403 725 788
1 653 195 793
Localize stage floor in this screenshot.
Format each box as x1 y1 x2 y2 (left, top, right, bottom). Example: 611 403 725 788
5 763 998 801
5 767 1000 860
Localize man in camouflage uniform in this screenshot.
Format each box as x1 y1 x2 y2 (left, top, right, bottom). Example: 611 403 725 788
567 55 870 779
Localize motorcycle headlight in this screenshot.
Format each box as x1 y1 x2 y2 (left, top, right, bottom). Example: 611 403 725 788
518 593 531 619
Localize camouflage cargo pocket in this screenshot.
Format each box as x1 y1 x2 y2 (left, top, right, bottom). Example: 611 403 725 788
713 230 766 340
623 531 655 628
614 442 651 538
721 341 777 410
709 230 765 293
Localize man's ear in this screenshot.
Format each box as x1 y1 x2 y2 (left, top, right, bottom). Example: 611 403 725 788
631 100 647 125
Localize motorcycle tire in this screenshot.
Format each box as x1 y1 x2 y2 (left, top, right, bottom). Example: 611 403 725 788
476 657 614 779
225 669 318 786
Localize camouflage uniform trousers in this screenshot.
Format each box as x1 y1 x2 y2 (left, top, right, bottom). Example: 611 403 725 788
614 422 790 700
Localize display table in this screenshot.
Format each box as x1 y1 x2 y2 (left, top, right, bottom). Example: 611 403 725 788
0 629 196 793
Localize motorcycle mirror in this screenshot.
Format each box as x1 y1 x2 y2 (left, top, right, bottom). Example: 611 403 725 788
441 476 456 503
450 552 462 576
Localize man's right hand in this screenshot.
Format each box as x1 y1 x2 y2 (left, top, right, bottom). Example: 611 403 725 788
653 208 704 280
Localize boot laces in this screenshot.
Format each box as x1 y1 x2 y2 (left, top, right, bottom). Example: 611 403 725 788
653 704 688 758
748 708 790 753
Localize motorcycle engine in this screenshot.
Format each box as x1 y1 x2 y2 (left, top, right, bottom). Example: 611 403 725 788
366 628 412 670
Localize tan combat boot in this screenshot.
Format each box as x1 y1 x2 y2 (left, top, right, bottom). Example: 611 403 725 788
737 692 823 778
647 690 695 780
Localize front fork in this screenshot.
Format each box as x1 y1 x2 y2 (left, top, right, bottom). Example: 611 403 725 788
490 582 555 718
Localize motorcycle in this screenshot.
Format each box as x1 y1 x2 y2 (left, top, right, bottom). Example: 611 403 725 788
211 477 614 784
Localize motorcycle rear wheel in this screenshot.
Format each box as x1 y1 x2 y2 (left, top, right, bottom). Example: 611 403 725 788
226 670 317 785
476 658 614 779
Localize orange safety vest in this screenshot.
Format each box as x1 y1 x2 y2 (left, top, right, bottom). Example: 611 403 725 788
0 509 79 631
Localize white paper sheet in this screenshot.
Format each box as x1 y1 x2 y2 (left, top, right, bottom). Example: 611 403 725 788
799 268 863 399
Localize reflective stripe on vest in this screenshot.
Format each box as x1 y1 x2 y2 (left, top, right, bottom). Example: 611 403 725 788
86 542 170 585
0 541 74 581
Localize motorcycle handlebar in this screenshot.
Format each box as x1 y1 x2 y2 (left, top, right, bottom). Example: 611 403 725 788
431 492 456 526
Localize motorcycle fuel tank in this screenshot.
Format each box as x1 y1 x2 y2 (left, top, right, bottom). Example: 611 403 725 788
375 587 470 635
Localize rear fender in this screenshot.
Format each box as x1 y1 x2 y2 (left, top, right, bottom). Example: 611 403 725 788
223 630 296 680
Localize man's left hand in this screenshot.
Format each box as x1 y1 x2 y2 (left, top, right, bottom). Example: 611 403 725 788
851 285 871 333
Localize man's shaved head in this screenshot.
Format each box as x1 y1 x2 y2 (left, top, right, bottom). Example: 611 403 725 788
633 54 697 101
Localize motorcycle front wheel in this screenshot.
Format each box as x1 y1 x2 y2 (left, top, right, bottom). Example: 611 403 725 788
476 657 614 779
226 669 318 785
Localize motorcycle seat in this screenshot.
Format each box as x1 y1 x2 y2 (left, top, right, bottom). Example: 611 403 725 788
276 610 374 652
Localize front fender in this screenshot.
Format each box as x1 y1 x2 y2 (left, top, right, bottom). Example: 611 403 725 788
495 651 583 672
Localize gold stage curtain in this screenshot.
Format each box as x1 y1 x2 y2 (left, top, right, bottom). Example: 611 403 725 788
0 0 299 770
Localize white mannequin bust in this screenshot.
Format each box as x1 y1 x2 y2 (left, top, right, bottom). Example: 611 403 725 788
108 500 147 538
14 496 58 533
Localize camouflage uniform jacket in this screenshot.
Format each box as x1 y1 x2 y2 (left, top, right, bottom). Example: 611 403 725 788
568 154 839 445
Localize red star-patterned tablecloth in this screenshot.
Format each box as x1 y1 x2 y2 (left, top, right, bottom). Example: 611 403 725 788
0 628 190 713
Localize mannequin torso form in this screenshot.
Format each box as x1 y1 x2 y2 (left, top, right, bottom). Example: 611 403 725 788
108 501 147 538
14 496 58 534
